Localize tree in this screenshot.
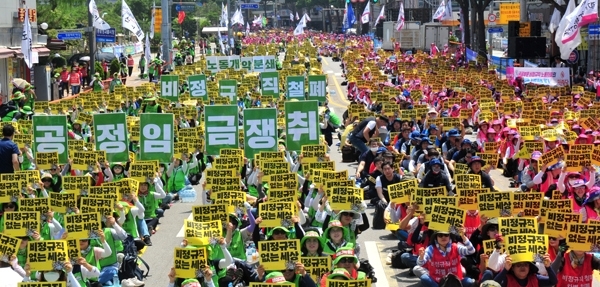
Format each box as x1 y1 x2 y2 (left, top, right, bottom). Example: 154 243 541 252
173 17 198 38
195 1 222 26
454 0 471 47
470 0 492 62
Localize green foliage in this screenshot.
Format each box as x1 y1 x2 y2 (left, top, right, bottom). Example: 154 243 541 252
173 17 198 39
109 59 121 78
37 2 87 32
95 62 106 80
195 2 221 25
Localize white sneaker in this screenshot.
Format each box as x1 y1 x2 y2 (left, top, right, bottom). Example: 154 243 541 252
121 279 136 287
129 278 145 286
386 253 393 265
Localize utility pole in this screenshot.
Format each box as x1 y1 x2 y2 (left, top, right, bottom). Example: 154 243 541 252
161 0 172 67
519 0 527 22
227 0 233 52
87 0 96 76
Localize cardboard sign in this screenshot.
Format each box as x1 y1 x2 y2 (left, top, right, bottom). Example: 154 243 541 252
173 247 208 278
258 239 301 270
302 257 331 283
566 223 600 252
27 240 68 271
388 179 418 203
505 234 548 263
192 204 230 223
259 202 295 228
545 211 581 238
0 233 22 257
3 211 40 237
478 192 512 217
64 213 102 239
457 188 488 210
499 217 538 235
183 220 221 246
429 205 467 232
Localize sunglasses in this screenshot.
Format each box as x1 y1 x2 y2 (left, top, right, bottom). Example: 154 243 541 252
5 204 15 208
437 233 450 238
50 168 57 171
272 230 287 235
42 179 52 183
549 237 557 241
340 212 352 217
338 258 355 264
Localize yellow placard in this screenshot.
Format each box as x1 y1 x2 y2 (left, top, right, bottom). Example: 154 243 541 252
173 247 209 278
302 161 336 174
326 280 372 287
478 192 512 217
269 189 299 202
411 186 447 206
423 196 458 215
499 217 538 235
183 219 222 246
259 202 295 228
482 239 505 256
457 188 487 210
62 176 91 194
64 213 102 239
80 197 114 216
505 234 548 263
192 204 231 223
213 156 243 170
566 223 600 252
258 239 301 270
27 240 69 271
3 211 40 237
302 257 331 283
540 199 573 219
0 233 22 257
35 151 59 169
129 160 158 182
49 192 77 213
545 211 581 238
72 151 99 170
328 187 363 211
511 192 543 215
268 173 299 190
66 238 80 264
428 204 467 232
565 153 592 172
0 181 22 203
88 186 118 200
454 174 482 189
388 179 417 203
301 144 327 162
19 197 49 213
19 283 67 287
250 283 294 287
454 163 469 174
538 146 565 167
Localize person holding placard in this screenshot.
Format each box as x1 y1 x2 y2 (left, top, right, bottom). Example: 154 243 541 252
520 151 541 192
318 247 367 286
493 253 556 287
550 246 600 287
419 159 452 195
465 217 500 282
416 227 477 287
321 220 352 256
23 261 81 287
557 171 594 214
110 163 130 181
321 205 368 257
581 187 600 222
138 174 168 237
301 230 326 257
531 163 562 198
68 232 112 287
468 157 495 193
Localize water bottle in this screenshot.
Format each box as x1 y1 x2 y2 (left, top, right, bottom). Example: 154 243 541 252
246 242 259 265
113 274 121 287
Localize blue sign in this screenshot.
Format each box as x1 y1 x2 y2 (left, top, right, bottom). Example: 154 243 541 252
490 55 514 75
488 27 503 33
57 31 82 41
240 3 259 9
589 24 600 35
174 3 196 12
96 28 116 43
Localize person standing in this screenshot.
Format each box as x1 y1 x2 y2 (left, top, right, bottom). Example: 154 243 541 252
127 54 135 77
0 125 21 174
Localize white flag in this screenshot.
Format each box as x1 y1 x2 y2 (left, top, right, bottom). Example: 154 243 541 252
246 22 250 35
290 12 294 21
433 0 447 20
89 0 111 30
221 3 229 27
375 5 385 26
150 0 155 39
144 33 151 73
362 2 371 24
555 0 577 59
396 2 405 31
342 1 348 27
443 0 453 20
305 13 311 21
122 0 144 42
217 30 225 53
559 0 598 56
21 8 33 69
296 12 300 20
232 9 244 25
253 15 262 26
294 15 307 35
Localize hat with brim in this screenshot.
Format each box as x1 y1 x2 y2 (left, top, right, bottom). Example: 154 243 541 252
264 272 287 284
327 268 352 280
468 156 486 167
267 226 290 239
509 261 539 275
300 230 325 248
531 151 542 161
41 173 52 180
332 246 359 265
324 220 350 240
21 106 33 115
181 279 202 287
569 178 586 188
338 210 361 220
480 280 502 287
481 217 499 235
584 188 600 208
145 97 157 101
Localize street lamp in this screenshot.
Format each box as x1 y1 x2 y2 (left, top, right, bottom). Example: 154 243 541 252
40 22 48 30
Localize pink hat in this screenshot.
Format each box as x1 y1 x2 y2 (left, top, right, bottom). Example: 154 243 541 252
487 128 496 133
569 178 586 188
578 134 588 139
531 151 542 160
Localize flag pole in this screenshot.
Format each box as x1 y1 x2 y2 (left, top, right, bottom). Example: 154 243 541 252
88 0 96 76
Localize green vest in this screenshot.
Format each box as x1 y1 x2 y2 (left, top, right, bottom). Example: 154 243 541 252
74 248 99 285
145 103 159 113
290 274 302 287
21 154 33 170
41 221 52 240
167 167 185 193
93 80 103 92
120 202 139 239
2 110 17 122
357 271 367 280
98 228 119 267
227 229 246 261
113 173 125 181
139 193 158 219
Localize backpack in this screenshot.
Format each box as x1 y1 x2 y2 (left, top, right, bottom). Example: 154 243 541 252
341 145 359 163
357 259 377 283
0 103 17 118
439 273 463 287
118 235 150 281
390 249 409 269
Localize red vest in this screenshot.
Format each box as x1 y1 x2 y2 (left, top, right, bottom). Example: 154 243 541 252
69 72 81 85
408 228 429 256
506 274 539 287
549 246 558 262
425 244 463 283
571 197 583 214
583 206 600 222
540 173 555 195
464 213 480 239
127 58 134 67
557 253 593 287
60 70 69 82
525 168 540 192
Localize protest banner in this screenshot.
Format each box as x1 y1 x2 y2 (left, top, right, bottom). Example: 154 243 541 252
538 146 565 167
423 196 458 215
160 75 180 102
505 234 548 263
188 74 208 100
499 217 538 235
0 233 21 257
204 105 239 155
174 247 208 278
565 153 592 172
219 79 237 101
308 75 327 102
62 176 91 194
243 108 278 158
411 186 446 206
129 160 158 182
192 204 230 223
66 239 80 265
93 113 129 162
302 257 331 283
80 197 114 217
328 187 363 210
27 240 68 271
429 205 467 233
511 192 543 216
19 197 49 214
482 239 504 256
49 192 77 214
64 213 102 239
269 173 299 190
259 202 295 228
183 220 221 246
326 279 372 287
286 76 306 100
545 211 581 238
457 188 488 210
388 179 417 203
35 152 59 170
3 211 40 237
0 181 22 203
220 148 244 157
478 192 512 217
300 144 327 162
260 72 280 97
284 101 320 152
454 174 482 189
258 239 301 270
566 223 600 252
540 199 573 219
139 113 174 162
33 115 69 164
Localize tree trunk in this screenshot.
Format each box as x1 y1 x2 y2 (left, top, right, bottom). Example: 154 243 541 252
477 8 487 62
470 2 477 49
460 2 471 47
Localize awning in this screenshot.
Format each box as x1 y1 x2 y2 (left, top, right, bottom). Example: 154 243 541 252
202 27 228 33
0 48 15 59
13 47 51 58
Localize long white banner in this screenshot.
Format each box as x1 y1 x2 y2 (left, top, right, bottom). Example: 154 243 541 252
506 67 570 87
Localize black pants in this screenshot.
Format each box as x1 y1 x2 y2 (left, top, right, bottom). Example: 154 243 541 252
59 82 69 98
140 66 145 75
128 67 133 76
145 218 158 232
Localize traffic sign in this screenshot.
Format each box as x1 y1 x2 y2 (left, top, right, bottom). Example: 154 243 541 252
568 50 579 64
57 30 83 40
488 14 497 22
174 3 196 12
488 27 503 33
241 3 259 9
96 28 116 43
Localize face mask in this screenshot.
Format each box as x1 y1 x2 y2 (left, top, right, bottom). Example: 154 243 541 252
432 166 441 173
159 167 165 172
370 147 379 152
44 271 61 282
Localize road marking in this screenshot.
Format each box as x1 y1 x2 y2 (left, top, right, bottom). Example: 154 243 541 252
322 57 330 66
365 241 389 287
334 73 342 77
176 213 194 237
330 73 351 106
326 70 334 74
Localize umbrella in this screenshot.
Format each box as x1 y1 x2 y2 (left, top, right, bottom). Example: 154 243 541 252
12 78 29 90
80 56 90 61
68 52 116 64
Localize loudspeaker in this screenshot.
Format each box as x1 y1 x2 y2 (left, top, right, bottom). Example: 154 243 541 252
508 21 520 38
530 21 542 37
508 37 547 59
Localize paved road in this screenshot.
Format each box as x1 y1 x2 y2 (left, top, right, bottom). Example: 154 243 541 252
134 55 600 287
